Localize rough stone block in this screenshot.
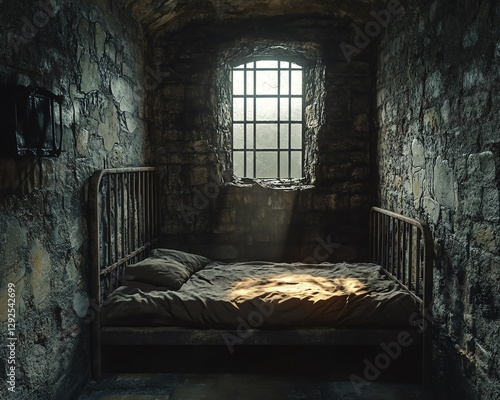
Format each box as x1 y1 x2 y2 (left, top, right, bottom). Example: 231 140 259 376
423 195 440 225
72 292 89 319
482 187 499 222
462 91 491 122
467 151 496 186
425 70 443 99
423 107 440 133
111 75 137 113
30 239 51 309
433 156 457 210
97 101 119 151
472 223 499 255
411 138 426 168
412 169 426 207
79 50 101 93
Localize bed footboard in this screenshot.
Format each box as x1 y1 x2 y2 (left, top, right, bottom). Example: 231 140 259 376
369 206 434 387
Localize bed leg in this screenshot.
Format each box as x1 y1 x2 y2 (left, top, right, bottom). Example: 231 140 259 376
91 349 102 381
421 329 432 388
91 329 102 381
92 356 102 381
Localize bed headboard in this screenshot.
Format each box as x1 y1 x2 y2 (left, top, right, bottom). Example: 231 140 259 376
88 167 159 380
88 167 159 306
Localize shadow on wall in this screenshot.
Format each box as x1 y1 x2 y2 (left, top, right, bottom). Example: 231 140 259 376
167 177 367 263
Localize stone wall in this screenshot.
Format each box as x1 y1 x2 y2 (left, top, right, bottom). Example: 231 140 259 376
152 16 376 263
0 0 149 398
376 0 500 398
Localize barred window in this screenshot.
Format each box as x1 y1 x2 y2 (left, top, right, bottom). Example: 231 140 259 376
232 60 304 179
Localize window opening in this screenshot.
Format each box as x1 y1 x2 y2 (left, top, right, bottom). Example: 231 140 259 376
232 60 303 179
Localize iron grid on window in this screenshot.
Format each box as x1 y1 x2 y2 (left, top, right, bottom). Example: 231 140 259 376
232 60 304 179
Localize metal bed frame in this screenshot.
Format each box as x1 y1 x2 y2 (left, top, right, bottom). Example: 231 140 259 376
87 167 434 386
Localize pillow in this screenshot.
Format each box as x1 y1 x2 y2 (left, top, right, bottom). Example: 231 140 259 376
124 257 191 290
150 248 211 274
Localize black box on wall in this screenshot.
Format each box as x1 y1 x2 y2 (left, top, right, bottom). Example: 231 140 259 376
0 84 63 157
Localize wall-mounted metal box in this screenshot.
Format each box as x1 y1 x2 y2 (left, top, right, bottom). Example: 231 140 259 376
0 84 63 157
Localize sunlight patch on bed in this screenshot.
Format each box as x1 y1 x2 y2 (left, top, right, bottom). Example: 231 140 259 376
229 274 366 303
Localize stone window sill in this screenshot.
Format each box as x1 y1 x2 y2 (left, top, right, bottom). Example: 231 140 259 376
227 177 314 190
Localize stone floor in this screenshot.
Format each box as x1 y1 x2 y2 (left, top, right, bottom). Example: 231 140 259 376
78 372 440 400
77 345 447 400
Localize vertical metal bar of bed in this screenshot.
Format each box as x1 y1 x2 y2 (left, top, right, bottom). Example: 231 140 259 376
132 173 137 261
89 170 104 382
120 174 125 262
113 175 119 290
369 207 433 388
421 226 433 388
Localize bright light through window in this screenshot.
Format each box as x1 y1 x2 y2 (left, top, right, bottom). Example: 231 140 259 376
232 60 303 179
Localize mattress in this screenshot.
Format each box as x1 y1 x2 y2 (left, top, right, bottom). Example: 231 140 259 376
101 260 418 329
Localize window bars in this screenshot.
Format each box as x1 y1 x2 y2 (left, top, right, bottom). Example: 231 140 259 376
232 60 304 179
